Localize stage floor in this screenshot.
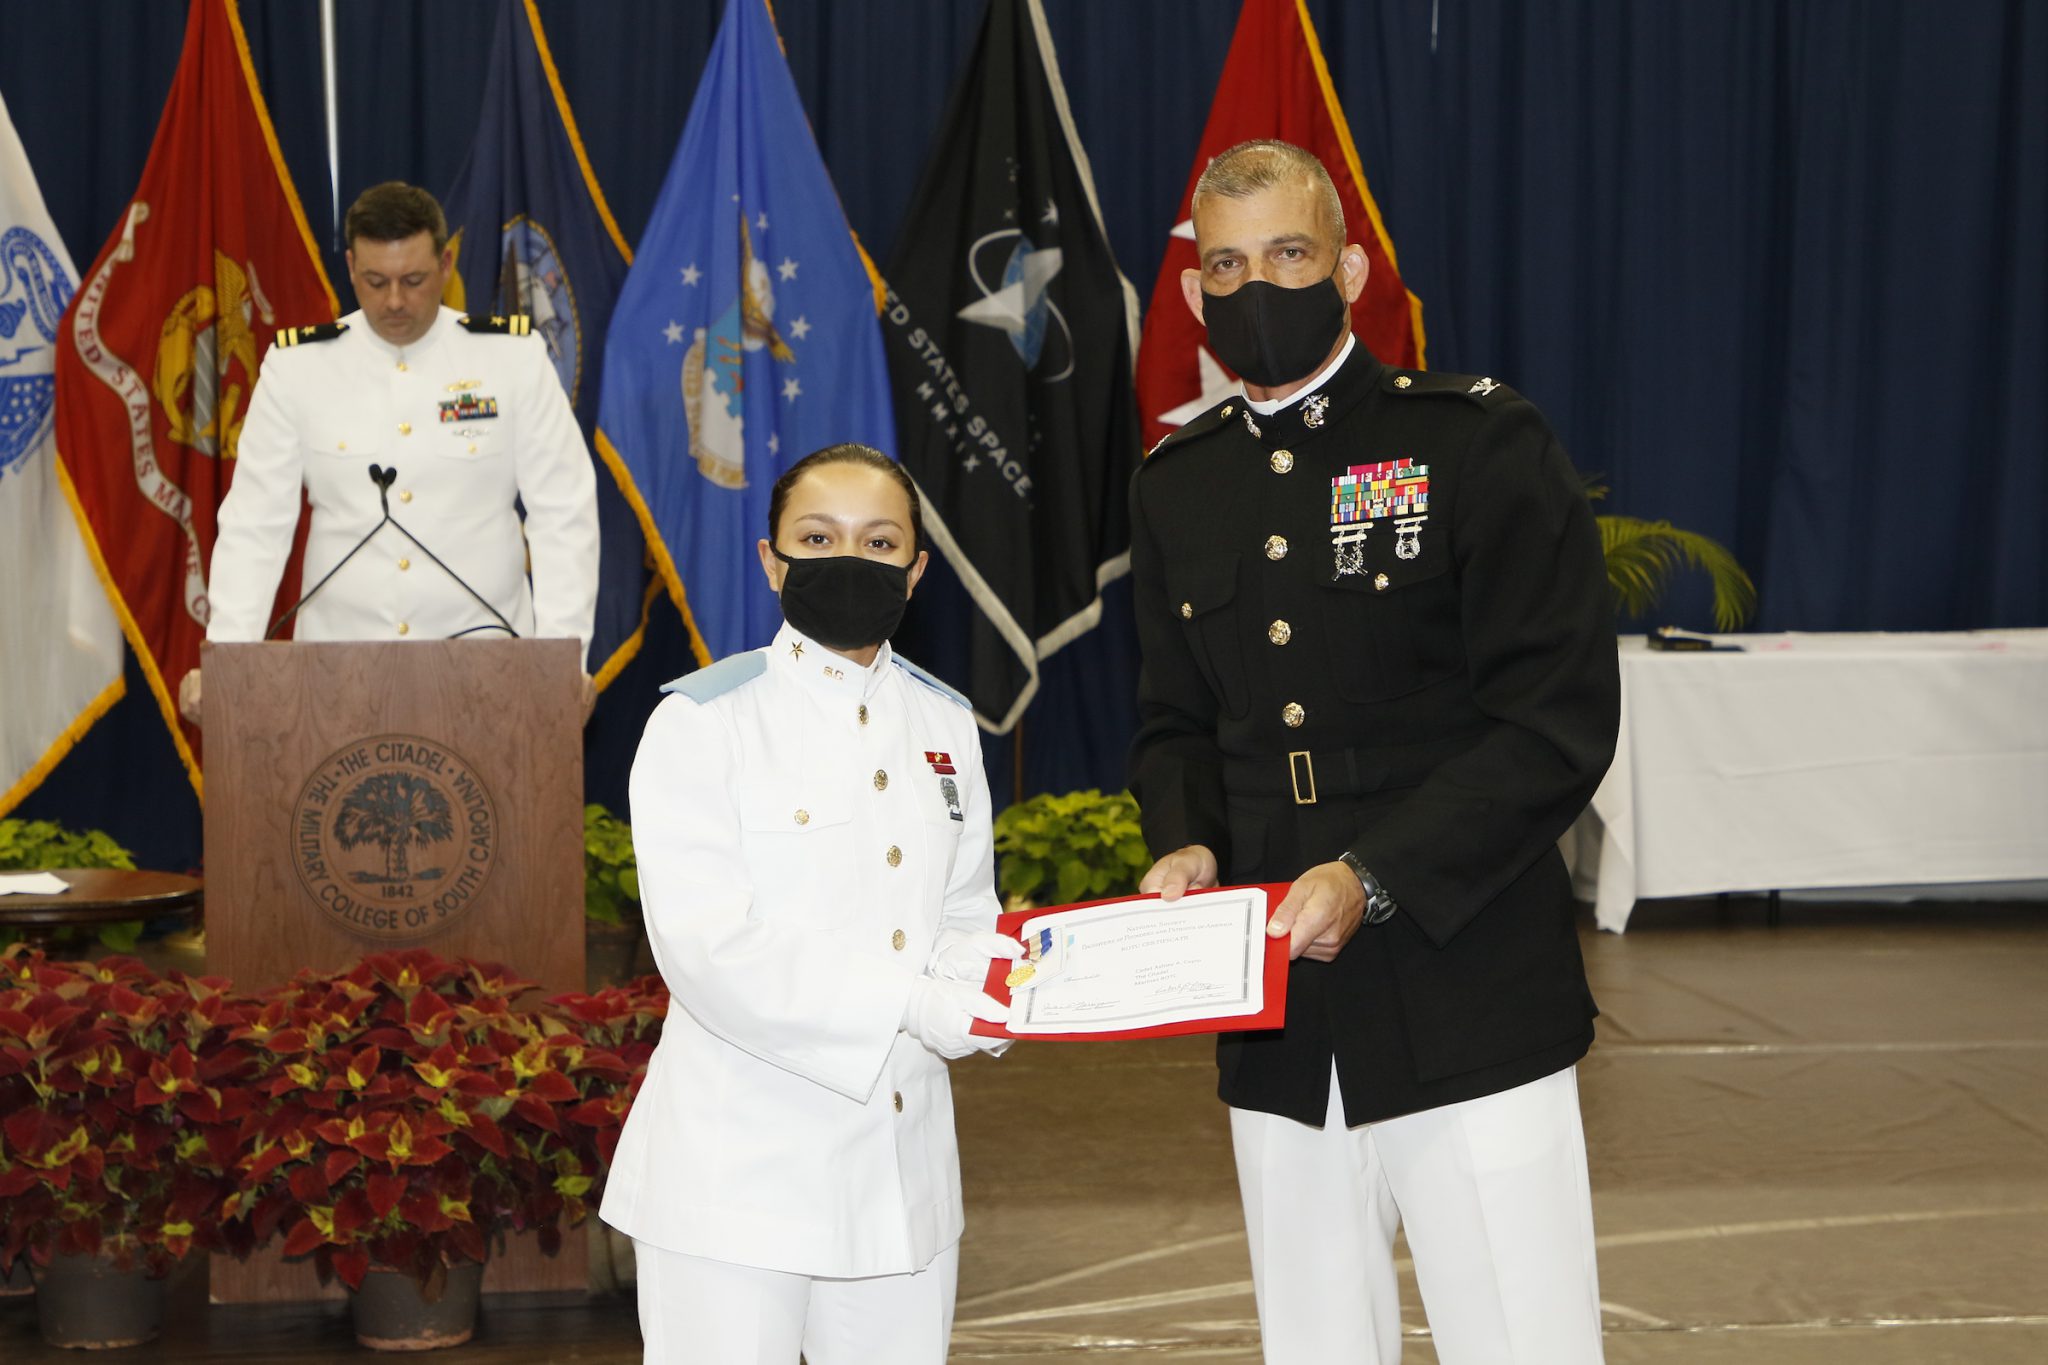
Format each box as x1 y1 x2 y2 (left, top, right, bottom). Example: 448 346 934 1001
5 897 2044 1362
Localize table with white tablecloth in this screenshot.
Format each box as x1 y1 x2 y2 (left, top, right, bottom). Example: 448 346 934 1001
1566 631 2048 932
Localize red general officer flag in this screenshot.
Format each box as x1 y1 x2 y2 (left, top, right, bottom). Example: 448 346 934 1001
1134 0 1424 450
54 0 336 790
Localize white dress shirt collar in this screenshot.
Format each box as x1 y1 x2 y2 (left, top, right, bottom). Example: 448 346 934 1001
1245 332 1357 416
770 620 897 705
349 304 457 364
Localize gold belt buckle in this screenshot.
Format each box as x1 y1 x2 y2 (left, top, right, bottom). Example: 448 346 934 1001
1288 750 1317 805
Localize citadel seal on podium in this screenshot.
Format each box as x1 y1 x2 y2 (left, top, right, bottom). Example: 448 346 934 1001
291 734 499 942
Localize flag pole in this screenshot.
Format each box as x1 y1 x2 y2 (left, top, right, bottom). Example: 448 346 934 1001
320 0 339 249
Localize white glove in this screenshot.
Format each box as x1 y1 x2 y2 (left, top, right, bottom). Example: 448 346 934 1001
928 929 1025 984
902 975 1009 1059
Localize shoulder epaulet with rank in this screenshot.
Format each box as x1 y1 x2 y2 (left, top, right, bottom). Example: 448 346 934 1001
892 655 971 710
1384 370 1519 406
273 321 347 348
458 314 533 337
1142 397 1243 464
660 651 767 703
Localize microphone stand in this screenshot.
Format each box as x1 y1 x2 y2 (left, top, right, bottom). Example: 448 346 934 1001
266 464 521 642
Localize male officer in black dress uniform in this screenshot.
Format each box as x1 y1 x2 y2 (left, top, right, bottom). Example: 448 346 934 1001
1130 140 1619 1364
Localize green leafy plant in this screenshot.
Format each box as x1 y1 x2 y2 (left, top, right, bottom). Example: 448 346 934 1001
992 789 1152 908
1586 482 1757 632
0 819 144 953
582 805 639 929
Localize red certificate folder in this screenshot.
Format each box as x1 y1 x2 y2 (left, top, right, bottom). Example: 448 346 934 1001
970 882 1293 1041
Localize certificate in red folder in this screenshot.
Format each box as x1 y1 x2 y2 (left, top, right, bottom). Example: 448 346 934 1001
971 883 1292 1041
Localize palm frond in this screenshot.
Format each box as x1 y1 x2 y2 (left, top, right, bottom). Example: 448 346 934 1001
1597 516 1757 631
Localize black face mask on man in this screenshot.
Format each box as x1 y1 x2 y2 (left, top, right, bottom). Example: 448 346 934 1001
773 550 910 650
1200 269 1348 388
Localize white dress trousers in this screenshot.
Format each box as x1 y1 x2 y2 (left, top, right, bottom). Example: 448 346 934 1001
632 1240 958 1365
208 305 598 658
1231 1063 1605 1365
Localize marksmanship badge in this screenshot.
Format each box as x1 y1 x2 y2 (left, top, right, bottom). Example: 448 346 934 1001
1329 458 1431 577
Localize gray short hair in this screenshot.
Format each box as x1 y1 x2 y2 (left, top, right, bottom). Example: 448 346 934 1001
1191 140 1346 250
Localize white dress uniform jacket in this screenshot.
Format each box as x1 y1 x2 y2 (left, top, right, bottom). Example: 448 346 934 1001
600 623 1001 1278
206 306 598 659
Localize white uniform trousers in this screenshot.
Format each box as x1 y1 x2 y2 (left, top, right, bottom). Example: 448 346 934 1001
1231 1064 1604 1365
631 1241 958 1365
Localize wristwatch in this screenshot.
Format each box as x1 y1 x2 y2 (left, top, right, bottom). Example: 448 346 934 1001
1338 851 1399 925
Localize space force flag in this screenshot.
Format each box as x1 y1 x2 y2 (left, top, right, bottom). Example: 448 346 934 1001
440 0 648 687
882 0 1143 733
1135 0 1424 450
596 0 896 665
0 92 125 816
52 0 337 787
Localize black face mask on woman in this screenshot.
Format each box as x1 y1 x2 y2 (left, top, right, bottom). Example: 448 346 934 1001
1200 269 1348 388
773 550 910 650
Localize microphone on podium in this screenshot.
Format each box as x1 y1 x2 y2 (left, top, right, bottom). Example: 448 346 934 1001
264 464 520 641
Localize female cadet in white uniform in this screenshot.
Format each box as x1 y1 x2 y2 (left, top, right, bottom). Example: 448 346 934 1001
600 444 1019 1363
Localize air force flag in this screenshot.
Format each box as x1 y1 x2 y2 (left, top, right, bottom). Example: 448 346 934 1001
596 0 896 664
0 91 124 814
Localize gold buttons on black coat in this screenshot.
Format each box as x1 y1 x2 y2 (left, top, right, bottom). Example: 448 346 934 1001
1270 449 1294 474
1268 620 1292 646
1282 702 1305 728
1375 573 1390 591
1265 535 1288 561
1395 376 1413 389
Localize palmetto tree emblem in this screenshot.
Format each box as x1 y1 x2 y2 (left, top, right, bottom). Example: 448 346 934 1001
334 773 454 884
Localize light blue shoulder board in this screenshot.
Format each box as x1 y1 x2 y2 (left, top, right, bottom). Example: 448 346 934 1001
892 655 971 710
660 652 767 703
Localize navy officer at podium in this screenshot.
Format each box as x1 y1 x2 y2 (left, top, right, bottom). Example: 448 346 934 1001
179 181 598 721
1130 139 1620 1364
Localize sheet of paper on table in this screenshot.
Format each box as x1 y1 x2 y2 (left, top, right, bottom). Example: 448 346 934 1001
1004 886 1271 1036
0 872 69 895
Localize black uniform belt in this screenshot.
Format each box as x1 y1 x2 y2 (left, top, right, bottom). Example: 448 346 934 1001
1222 733 1483 806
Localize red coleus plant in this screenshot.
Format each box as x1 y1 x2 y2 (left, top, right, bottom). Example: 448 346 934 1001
228 950 660 1296
0 946 261 1278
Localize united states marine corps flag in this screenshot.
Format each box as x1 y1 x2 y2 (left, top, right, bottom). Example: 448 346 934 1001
1134 0 1424 450
53 0 336 789
882 0 1142 734
440 0 648 689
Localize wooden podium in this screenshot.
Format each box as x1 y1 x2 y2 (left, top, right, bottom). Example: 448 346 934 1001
202 639 586 1302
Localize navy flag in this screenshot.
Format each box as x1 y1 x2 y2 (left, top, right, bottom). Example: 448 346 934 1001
440 0 647 686
881 0 1142 734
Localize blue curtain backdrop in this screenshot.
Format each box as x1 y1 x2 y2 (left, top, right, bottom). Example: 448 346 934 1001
8 0 2043 873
